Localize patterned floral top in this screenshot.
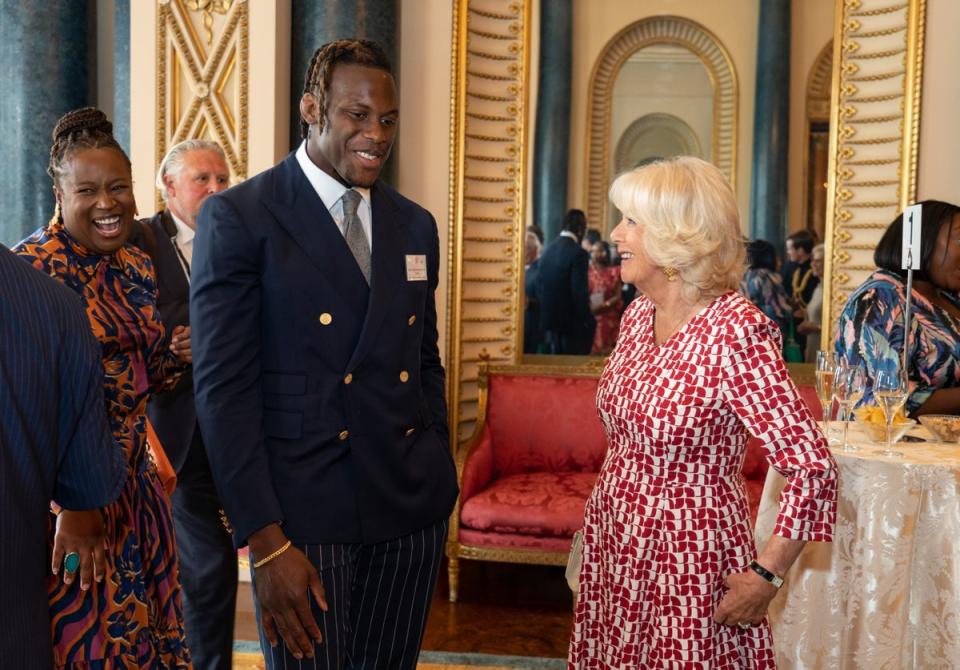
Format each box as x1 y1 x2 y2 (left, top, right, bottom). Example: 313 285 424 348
739 268 793 335
15 220 190 669
835 269 960 413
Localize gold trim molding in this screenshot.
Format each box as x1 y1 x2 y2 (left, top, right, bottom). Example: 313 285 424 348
157 0 248 209
584 16 738 231
447 0 531 444
821 0 925 345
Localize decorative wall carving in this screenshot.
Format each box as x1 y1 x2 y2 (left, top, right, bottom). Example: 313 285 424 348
447 0 530 441
157 0 248 208
822 0 925 342
584 16 738 233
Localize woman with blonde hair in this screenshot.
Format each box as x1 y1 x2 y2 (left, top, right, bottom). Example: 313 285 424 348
568 157 838 669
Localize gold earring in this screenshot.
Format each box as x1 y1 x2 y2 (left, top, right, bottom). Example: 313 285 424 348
661 266 679 281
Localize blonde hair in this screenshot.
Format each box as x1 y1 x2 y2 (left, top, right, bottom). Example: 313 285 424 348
609 156 745 303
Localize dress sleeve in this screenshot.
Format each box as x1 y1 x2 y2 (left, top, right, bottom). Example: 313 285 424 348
721 317 838 542
835 282 932 412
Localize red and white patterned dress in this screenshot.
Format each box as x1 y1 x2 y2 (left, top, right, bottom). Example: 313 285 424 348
569 291 837 669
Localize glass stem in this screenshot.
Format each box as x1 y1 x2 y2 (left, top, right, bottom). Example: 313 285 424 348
886 419 893 453
841 404 850 449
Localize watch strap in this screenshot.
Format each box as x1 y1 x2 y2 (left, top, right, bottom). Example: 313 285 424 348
749 560 784 588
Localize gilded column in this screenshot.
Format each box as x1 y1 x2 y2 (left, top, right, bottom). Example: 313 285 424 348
290 0 399 183
749 0 791 251
532 0 573 241
0 1 94 245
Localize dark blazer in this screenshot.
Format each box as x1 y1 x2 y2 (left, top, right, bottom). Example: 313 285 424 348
535 235 595 354
0 245 125 668
129 211 196 472
190 153 458 548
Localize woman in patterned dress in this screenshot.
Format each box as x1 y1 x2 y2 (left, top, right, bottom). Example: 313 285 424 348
568 157 838 669
15 108 192 668
835 200 960 414
588 240 623 354
739 239 792 338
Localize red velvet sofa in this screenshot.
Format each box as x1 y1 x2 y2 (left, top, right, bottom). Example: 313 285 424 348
445 361 820 602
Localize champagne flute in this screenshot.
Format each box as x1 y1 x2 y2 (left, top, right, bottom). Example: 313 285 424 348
815 351 838 442
834 360 866 452
874 366 909 457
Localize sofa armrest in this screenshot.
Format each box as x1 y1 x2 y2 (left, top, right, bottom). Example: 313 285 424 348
459 421 495 503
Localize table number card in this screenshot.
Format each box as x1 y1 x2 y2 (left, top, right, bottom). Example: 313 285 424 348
902 204 922 270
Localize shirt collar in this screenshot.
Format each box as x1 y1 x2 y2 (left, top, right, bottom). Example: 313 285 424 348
560 231 578 242
295 141 371 213
169 210 195 245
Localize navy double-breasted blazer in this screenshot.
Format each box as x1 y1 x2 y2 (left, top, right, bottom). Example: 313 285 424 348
190 153 457 547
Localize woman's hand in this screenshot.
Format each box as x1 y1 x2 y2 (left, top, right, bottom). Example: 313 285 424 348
170 325 192 363
713 570 778 627
51 509 107 590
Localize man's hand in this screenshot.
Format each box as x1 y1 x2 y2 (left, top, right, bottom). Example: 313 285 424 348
250 527 328 660
713 570 778 628
52 509 107 590
170 325 192 363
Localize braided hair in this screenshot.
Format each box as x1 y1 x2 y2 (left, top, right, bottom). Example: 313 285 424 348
48 107 130 188
300 39 392 139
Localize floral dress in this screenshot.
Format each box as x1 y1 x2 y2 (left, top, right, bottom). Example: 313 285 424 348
588 264 622 355
569 291 837 669
739 268 792 336
15 221 190 669
835 269 960 413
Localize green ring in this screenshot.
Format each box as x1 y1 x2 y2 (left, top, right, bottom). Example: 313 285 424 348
64 552 80 574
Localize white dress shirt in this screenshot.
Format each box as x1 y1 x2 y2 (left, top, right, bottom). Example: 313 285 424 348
295 141 373 252
170 210 195 277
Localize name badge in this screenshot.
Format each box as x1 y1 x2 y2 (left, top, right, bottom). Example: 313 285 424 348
406 254 428 281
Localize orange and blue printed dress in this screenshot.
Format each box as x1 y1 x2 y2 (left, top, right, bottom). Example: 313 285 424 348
15 220 191 669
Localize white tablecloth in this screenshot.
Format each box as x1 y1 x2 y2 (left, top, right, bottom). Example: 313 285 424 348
755 422 960 669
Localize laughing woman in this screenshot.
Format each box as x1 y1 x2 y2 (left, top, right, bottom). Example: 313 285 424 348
15 108 192 668
568 157 837 669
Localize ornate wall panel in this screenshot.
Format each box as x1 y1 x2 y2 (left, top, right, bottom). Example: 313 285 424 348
822 0 925 342
157 0 248 205
447 0 531 442
584 17 738 233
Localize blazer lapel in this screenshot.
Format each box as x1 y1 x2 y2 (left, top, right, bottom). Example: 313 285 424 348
262 154 364 284
347 183 405 369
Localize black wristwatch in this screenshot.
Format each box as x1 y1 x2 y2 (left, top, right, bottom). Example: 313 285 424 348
749 560 784 589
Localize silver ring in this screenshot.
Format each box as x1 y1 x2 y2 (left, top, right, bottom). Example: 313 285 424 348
737 622 750 629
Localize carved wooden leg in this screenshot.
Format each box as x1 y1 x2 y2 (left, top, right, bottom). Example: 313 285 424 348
448 557 460 602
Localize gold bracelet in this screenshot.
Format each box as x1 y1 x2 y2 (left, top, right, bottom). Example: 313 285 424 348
253 540 292 569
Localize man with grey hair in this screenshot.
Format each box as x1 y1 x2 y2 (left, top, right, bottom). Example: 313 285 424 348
132 138 234 670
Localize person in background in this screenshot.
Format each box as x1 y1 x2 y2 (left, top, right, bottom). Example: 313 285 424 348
536 209 595 355
524 227 543 354
131 138 236 670
835 200 960 414
784 229 818 358
798 243 826 363
0 245 126 669
740 239 793 338
582 226 602 253
588 240 622 354
14 107 192 668
190 39 456 669
569 157 837 668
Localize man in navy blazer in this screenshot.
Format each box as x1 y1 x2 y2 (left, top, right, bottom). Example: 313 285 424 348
0 245 125 668
131 139 235 670
190 39 457 669
535 209 596 354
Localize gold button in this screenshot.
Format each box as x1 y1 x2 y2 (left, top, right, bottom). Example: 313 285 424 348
407 315 416 326
319 312 333 325
404 427 415 437
399 370 409 383
344 373 353 385
338 430 349 441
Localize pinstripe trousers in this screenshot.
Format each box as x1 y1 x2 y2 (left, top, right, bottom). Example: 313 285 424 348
253 519 448 670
